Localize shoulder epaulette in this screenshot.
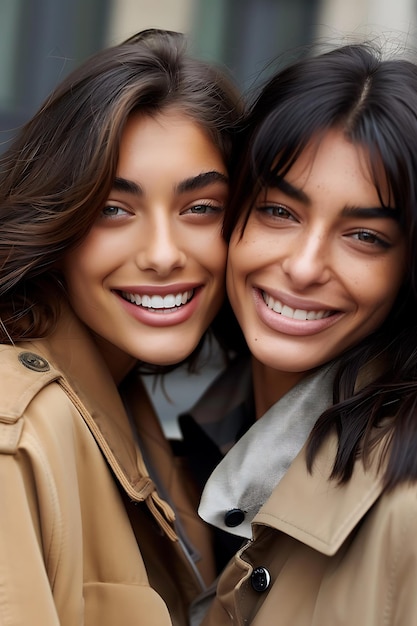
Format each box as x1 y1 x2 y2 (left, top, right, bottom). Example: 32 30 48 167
0 346 59 452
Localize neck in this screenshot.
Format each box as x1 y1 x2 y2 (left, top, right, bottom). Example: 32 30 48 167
251 357 307 420
92 333 137 385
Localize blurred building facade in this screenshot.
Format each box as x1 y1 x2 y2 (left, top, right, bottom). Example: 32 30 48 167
1 0 417 145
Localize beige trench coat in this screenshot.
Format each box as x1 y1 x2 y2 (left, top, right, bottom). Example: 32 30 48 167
202 432 417 626
0 305 215 626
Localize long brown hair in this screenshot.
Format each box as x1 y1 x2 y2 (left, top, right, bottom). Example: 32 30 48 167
0 29 243 350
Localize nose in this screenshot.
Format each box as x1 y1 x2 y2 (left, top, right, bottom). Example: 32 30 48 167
281 228 331 289
136 213 186 277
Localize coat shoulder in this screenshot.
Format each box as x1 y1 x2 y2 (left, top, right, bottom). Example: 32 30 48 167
0 344 60 452
377 481 417 542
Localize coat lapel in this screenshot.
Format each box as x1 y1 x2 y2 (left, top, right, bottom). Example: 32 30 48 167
21 305 176 535
254 432 385 555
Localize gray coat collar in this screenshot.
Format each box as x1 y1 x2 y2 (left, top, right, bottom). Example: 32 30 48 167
199 361 338 538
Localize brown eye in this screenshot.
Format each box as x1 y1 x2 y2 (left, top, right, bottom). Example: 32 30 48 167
357 231 378 243
257 204 294 219
182 202 223 215
272 206 292 218
350 230 390 249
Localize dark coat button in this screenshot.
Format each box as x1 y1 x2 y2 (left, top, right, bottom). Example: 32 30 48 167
251 567 271 592
224 508 245 527
18 352 50 372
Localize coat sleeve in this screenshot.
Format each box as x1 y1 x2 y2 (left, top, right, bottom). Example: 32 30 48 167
0 449 62 624
0 404 84 626
386 485 417 626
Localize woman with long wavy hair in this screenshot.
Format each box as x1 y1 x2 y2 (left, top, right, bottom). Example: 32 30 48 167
0 28 242 626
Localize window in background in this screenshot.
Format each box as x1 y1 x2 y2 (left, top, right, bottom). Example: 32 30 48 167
0 0 110 150
0 0 21 113
191 0 319 92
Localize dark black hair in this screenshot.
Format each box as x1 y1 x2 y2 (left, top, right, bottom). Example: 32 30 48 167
224 42 417 489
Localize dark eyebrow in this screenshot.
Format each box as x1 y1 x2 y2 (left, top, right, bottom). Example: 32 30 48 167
112 177 143 195
112 171 228 197
268 176 310 204
176 171 228 194
341 206 399 221
268 175 399 221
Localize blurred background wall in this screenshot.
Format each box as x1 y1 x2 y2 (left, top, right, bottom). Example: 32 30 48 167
1 0 416 434
2 0 417 144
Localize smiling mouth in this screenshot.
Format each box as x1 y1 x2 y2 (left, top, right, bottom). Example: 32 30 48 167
262 291 335 320
120 289 194 312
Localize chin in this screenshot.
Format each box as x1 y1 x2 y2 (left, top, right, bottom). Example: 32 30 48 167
139 345 198 368
249 342 326 374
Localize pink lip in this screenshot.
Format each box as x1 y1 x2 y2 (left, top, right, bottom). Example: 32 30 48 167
115 282 200 296
116 287 202 328
254 288 343 336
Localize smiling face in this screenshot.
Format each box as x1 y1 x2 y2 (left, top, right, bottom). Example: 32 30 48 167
227 129 406 384
62 110 228 379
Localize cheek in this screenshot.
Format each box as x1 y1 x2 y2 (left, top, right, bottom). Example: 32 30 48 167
226 245 251 313
200 234 228 281
226 235 256 284
227 219 276 276
214 244 228 278
358 259 405 321
62 237 106 293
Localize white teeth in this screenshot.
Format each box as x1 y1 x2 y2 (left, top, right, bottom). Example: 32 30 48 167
265 294 284 314
294 309 306 320
281 305 293 317
150 295 164 309
122 289 194 310
272 300 282 314
262 291 332 321
164 294 176 308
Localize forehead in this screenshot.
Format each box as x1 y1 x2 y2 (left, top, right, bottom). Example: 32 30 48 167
265 129 392 206
117 111 226 176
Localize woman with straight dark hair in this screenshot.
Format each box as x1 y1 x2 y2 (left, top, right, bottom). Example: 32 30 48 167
0 28 242 626
195 43 417 625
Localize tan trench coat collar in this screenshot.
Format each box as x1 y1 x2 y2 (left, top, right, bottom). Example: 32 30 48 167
254 432 385 556
13 303 177 538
